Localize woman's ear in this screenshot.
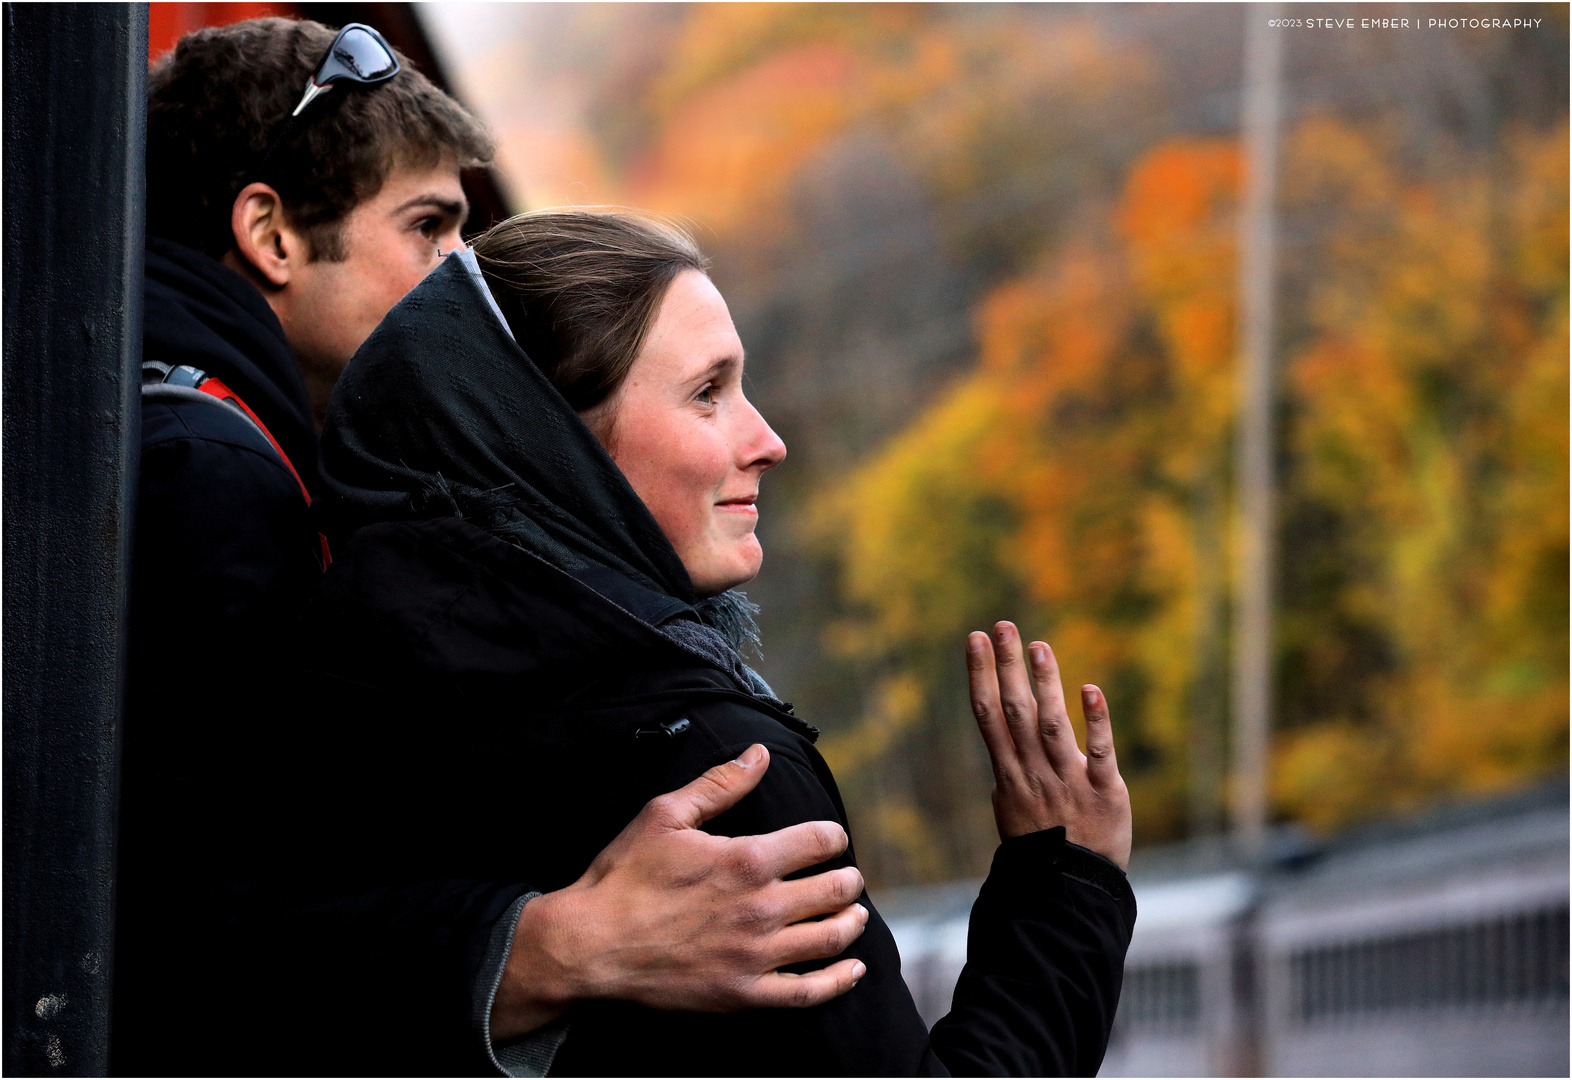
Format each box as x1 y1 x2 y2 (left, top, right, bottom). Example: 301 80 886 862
228 182 304 288
579 390 624 457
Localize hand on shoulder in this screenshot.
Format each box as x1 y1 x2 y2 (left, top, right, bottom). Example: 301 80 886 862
490 745 869 1040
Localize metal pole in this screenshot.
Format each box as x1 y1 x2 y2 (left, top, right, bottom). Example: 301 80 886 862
2 3 147 1074
1230 3 1283 861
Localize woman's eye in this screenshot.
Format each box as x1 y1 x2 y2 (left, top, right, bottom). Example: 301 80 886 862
695 385 716 405
416 217 441 239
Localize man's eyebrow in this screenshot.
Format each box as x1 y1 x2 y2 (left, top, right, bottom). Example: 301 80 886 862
392 193 468 218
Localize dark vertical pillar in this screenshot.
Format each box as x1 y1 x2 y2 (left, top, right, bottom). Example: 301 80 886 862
2 3 146 1074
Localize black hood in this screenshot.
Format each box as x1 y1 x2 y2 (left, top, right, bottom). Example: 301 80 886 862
318 252 696 605
143 236 319 495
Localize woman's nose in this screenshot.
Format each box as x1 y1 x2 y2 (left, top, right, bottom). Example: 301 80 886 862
739 399 787 471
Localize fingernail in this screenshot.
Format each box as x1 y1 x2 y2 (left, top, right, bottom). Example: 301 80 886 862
854 903 868 920
851 960 867 981
967 633 984 655
734 744 764 768
1030 643 1046 665
1082 686 1097 707
995 623 1011 641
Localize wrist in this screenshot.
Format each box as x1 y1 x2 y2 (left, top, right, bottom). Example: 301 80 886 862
489 889 581 1041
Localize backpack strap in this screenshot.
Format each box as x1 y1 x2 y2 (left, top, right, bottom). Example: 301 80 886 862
142 362 332 567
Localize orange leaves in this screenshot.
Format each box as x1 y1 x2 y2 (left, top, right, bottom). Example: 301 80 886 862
605 5 1566 850
649 2 926 119
1117 139 1240 481
815 139 1237 846
967 244 1143 619
977 246 1128 387
1118 139 1240 301
631 44 865 234
625 3 952 237
820 116 1567 846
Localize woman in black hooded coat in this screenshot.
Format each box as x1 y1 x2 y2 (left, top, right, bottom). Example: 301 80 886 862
276 210 1136 1077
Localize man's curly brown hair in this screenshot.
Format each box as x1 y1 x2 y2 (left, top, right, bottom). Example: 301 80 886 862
147 18 493 262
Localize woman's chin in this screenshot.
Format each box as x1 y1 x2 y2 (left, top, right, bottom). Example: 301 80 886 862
688 539 763 597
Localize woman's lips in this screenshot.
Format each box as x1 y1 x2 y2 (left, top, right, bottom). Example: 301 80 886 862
715 495 758 514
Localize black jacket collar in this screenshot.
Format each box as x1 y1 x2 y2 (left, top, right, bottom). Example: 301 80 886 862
144 235 319 496
307 514 816 737
567 563 693 627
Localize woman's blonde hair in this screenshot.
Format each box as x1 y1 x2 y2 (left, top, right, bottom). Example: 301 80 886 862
471 208 710 415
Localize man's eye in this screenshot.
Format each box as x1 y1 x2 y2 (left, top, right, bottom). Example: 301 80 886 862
416 217 442 238
695 385 716 405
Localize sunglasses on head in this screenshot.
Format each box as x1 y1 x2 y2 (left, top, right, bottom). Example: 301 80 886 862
250 22 401 184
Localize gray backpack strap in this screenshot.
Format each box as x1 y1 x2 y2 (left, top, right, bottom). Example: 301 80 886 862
141 365 269 447
140 360 332 567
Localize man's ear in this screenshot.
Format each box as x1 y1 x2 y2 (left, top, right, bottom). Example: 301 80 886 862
229 182 307 288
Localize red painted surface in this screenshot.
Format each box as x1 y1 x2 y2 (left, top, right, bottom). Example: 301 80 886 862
149 2 301 63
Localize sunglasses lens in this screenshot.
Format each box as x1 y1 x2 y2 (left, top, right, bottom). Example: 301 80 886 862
319 26 398 84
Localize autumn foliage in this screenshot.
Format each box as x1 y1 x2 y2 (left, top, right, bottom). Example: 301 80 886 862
468 5 1568 882
819 120 1567 861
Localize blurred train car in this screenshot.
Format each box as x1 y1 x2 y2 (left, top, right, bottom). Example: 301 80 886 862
877 779 1568 1077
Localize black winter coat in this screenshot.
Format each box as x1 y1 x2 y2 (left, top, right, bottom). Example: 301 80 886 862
114 238 324 1075
260 513 1137 1077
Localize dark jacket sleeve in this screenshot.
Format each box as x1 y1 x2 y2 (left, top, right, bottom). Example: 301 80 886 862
228 668 545 1077
233 877 537 1077
123 406 539 1077
702 734 1135 1079
125 401 322 888
116 402 329 1074
549 709 1133 1079
930 829 1137 1077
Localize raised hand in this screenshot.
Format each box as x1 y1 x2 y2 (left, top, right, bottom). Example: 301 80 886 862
966 621 1132 869
490 744 869 1039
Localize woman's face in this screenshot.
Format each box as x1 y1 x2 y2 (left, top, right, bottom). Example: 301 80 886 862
598 269 787 597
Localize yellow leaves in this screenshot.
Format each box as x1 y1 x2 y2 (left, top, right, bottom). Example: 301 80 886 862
1507 121 1570 299
817 673 925 779
816 373 1016 651
818 116 1567 849
620 8 1566 853
1289 336 1417 518
1275 672 1570 836
1272 118 1569 830
864 800 948 884
1274 724 1397 834
1487 297 1570 654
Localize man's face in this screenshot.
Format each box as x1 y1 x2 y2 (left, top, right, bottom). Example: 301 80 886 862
282 162 467 418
